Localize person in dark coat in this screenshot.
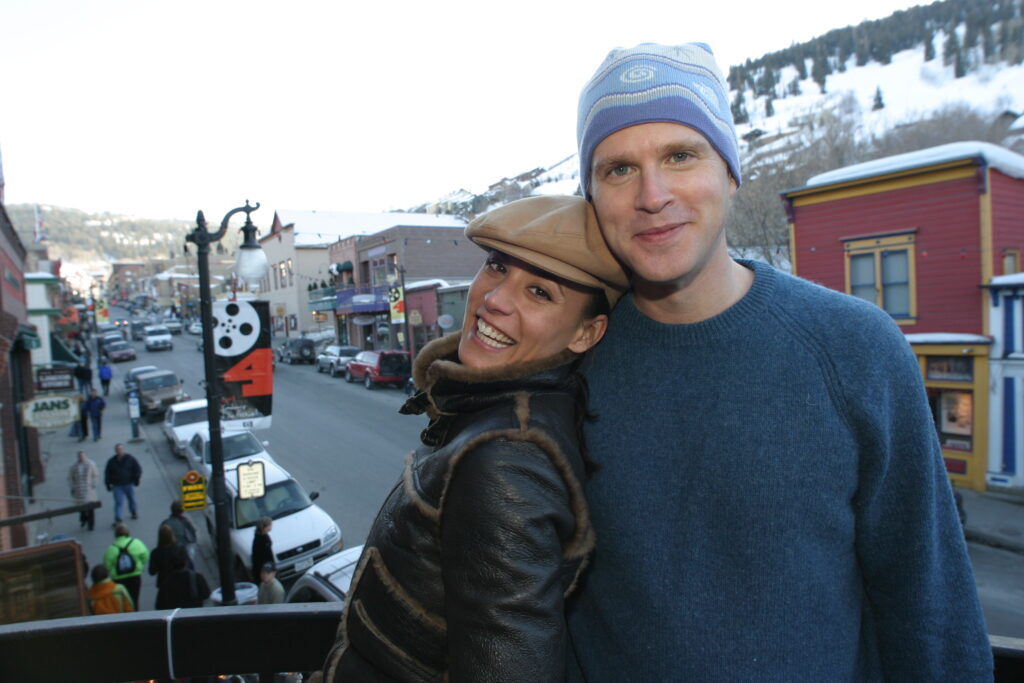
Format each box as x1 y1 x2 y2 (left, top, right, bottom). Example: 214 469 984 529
148 524 186 595
104 443 142 524
156 545 210 609
83 389 105 441
160 499 198 565
250 516 274 580
74 363 93 395
317 196 623 682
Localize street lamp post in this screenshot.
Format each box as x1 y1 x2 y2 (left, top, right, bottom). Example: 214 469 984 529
186 200 265 606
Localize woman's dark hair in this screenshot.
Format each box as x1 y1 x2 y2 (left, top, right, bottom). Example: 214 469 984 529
158 524 176 547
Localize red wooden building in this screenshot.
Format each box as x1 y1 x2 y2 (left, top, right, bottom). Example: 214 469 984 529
783 142 1024 492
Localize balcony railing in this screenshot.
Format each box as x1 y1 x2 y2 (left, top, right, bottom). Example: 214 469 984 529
1 605 1023 682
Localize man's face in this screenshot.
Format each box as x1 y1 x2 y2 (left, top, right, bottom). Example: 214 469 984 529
115 445 124 457
589 122 736 292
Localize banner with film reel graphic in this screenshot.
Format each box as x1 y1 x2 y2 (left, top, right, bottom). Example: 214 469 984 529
212 300 273 430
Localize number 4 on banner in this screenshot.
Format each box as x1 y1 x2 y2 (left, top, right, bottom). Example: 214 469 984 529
223 348 273 397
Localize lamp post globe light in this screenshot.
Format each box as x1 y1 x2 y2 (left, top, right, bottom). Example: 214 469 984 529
186 200 268 605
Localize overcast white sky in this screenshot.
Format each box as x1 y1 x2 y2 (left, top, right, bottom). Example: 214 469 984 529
1 0 926 221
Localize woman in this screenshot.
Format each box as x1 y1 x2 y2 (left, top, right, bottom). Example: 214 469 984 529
319 195 628 681
149 524 184 608
67 451 99 531
250 516 274 579
155 544 211 609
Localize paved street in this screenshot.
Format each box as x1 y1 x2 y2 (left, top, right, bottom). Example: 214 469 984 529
23 316 1024 639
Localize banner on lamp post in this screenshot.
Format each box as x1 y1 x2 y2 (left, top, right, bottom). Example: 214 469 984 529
388 286 405 324
212 299 273 430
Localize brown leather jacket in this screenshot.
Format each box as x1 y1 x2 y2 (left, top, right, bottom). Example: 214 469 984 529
320 334 595 682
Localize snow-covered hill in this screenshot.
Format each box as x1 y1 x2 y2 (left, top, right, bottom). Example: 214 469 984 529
419 22 1024 220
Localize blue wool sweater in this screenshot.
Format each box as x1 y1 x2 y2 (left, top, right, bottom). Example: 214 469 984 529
567 260 992 681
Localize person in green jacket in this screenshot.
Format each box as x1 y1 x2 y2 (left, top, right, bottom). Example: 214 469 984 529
103 523 150 610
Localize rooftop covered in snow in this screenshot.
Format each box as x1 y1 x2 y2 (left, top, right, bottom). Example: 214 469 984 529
272 209 465 248
805 142 1024 189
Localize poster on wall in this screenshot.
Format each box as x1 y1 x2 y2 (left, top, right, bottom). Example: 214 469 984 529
212 300 273 431
940 390 973 436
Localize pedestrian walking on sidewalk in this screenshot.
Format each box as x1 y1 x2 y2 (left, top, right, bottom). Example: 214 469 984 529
250 517 274 580
258 563 285 605
98 360 113 396
74 363 93 395
83 389 105 441
160 499 198 565
68 451 99 531
149 524 190 599
103 523 149 610
87 564 134 614
156 545 210 609
104 443 142 524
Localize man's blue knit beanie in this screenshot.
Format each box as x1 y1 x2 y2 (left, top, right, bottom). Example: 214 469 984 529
577 42 741 196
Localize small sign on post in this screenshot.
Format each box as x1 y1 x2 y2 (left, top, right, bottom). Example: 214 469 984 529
180 470 208 511
237 460 266 500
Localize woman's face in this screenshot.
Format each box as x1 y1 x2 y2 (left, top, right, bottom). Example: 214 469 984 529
458 251 608 370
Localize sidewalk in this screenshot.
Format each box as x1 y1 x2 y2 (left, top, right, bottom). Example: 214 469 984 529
961 487 1024 554
23 379 219 611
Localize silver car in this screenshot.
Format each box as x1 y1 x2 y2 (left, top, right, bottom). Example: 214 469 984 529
315 345 361 377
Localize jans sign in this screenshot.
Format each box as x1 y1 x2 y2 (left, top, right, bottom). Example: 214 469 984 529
212 300 273 430
20 394 80 430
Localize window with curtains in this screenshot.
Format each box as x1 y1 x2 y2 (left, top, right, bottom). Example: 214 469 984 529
843 231 917 323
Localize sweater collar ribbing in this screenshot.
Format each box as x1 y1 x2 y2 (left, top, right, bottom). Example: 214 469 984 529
613 259 776 347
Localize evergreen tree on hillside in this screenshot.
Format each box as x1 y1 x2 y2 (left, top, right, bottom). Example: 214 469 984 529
811 44 830 94
766 97 775 118
872 86 885 111
794 52 808 80
731 91 749 125
755 68 777 98
787 78 802 96
924 26 936 60
854 29 871 66
943 24 962 67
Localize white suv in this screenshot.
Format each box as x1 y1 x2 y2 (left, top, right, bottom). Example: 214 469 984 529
144 325 173 351
201 457 344 582
162 399 209 457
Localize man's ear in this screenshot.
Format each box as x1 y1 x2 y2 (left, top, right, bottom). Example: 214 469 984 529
568 314 609 354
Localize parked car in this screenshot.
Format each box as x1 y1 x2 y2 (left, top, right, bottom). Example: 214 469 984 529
136 369 189 421
124 365 159 398
163 318 183 335
96 322 120 336
278 337 317 365
162 399 209 457
104 341 136 363
344 350 412 389
315 345 361 377
186 321 203 335
199 457 344 583
98 332 124 358
129 319 150 341
184 428 275 478
144 325 173 351
285 544 364 603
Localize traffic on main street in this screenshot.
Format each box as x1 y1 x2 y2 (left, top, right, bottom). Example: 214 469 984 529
111 306 422 554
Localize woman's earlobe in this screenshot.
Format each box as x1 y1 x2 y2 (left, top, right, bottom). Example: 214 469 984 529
568 314 609 354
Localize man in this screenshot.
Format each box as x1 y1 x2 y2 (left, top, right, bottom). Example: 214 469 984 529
87 564 134 614
105 443 142 524
74 362 93 395
83 389 105 441
67 451 99 531
566 43 992 680
103 523 149 610
257 562 285 605
160 499 198 565
98 359 113 396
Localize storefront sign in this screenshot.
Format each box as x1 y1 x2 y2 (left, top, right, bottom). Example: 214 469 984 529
408 309 422 326
180 470 207 511
20 394 80 429
36 368 75 392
